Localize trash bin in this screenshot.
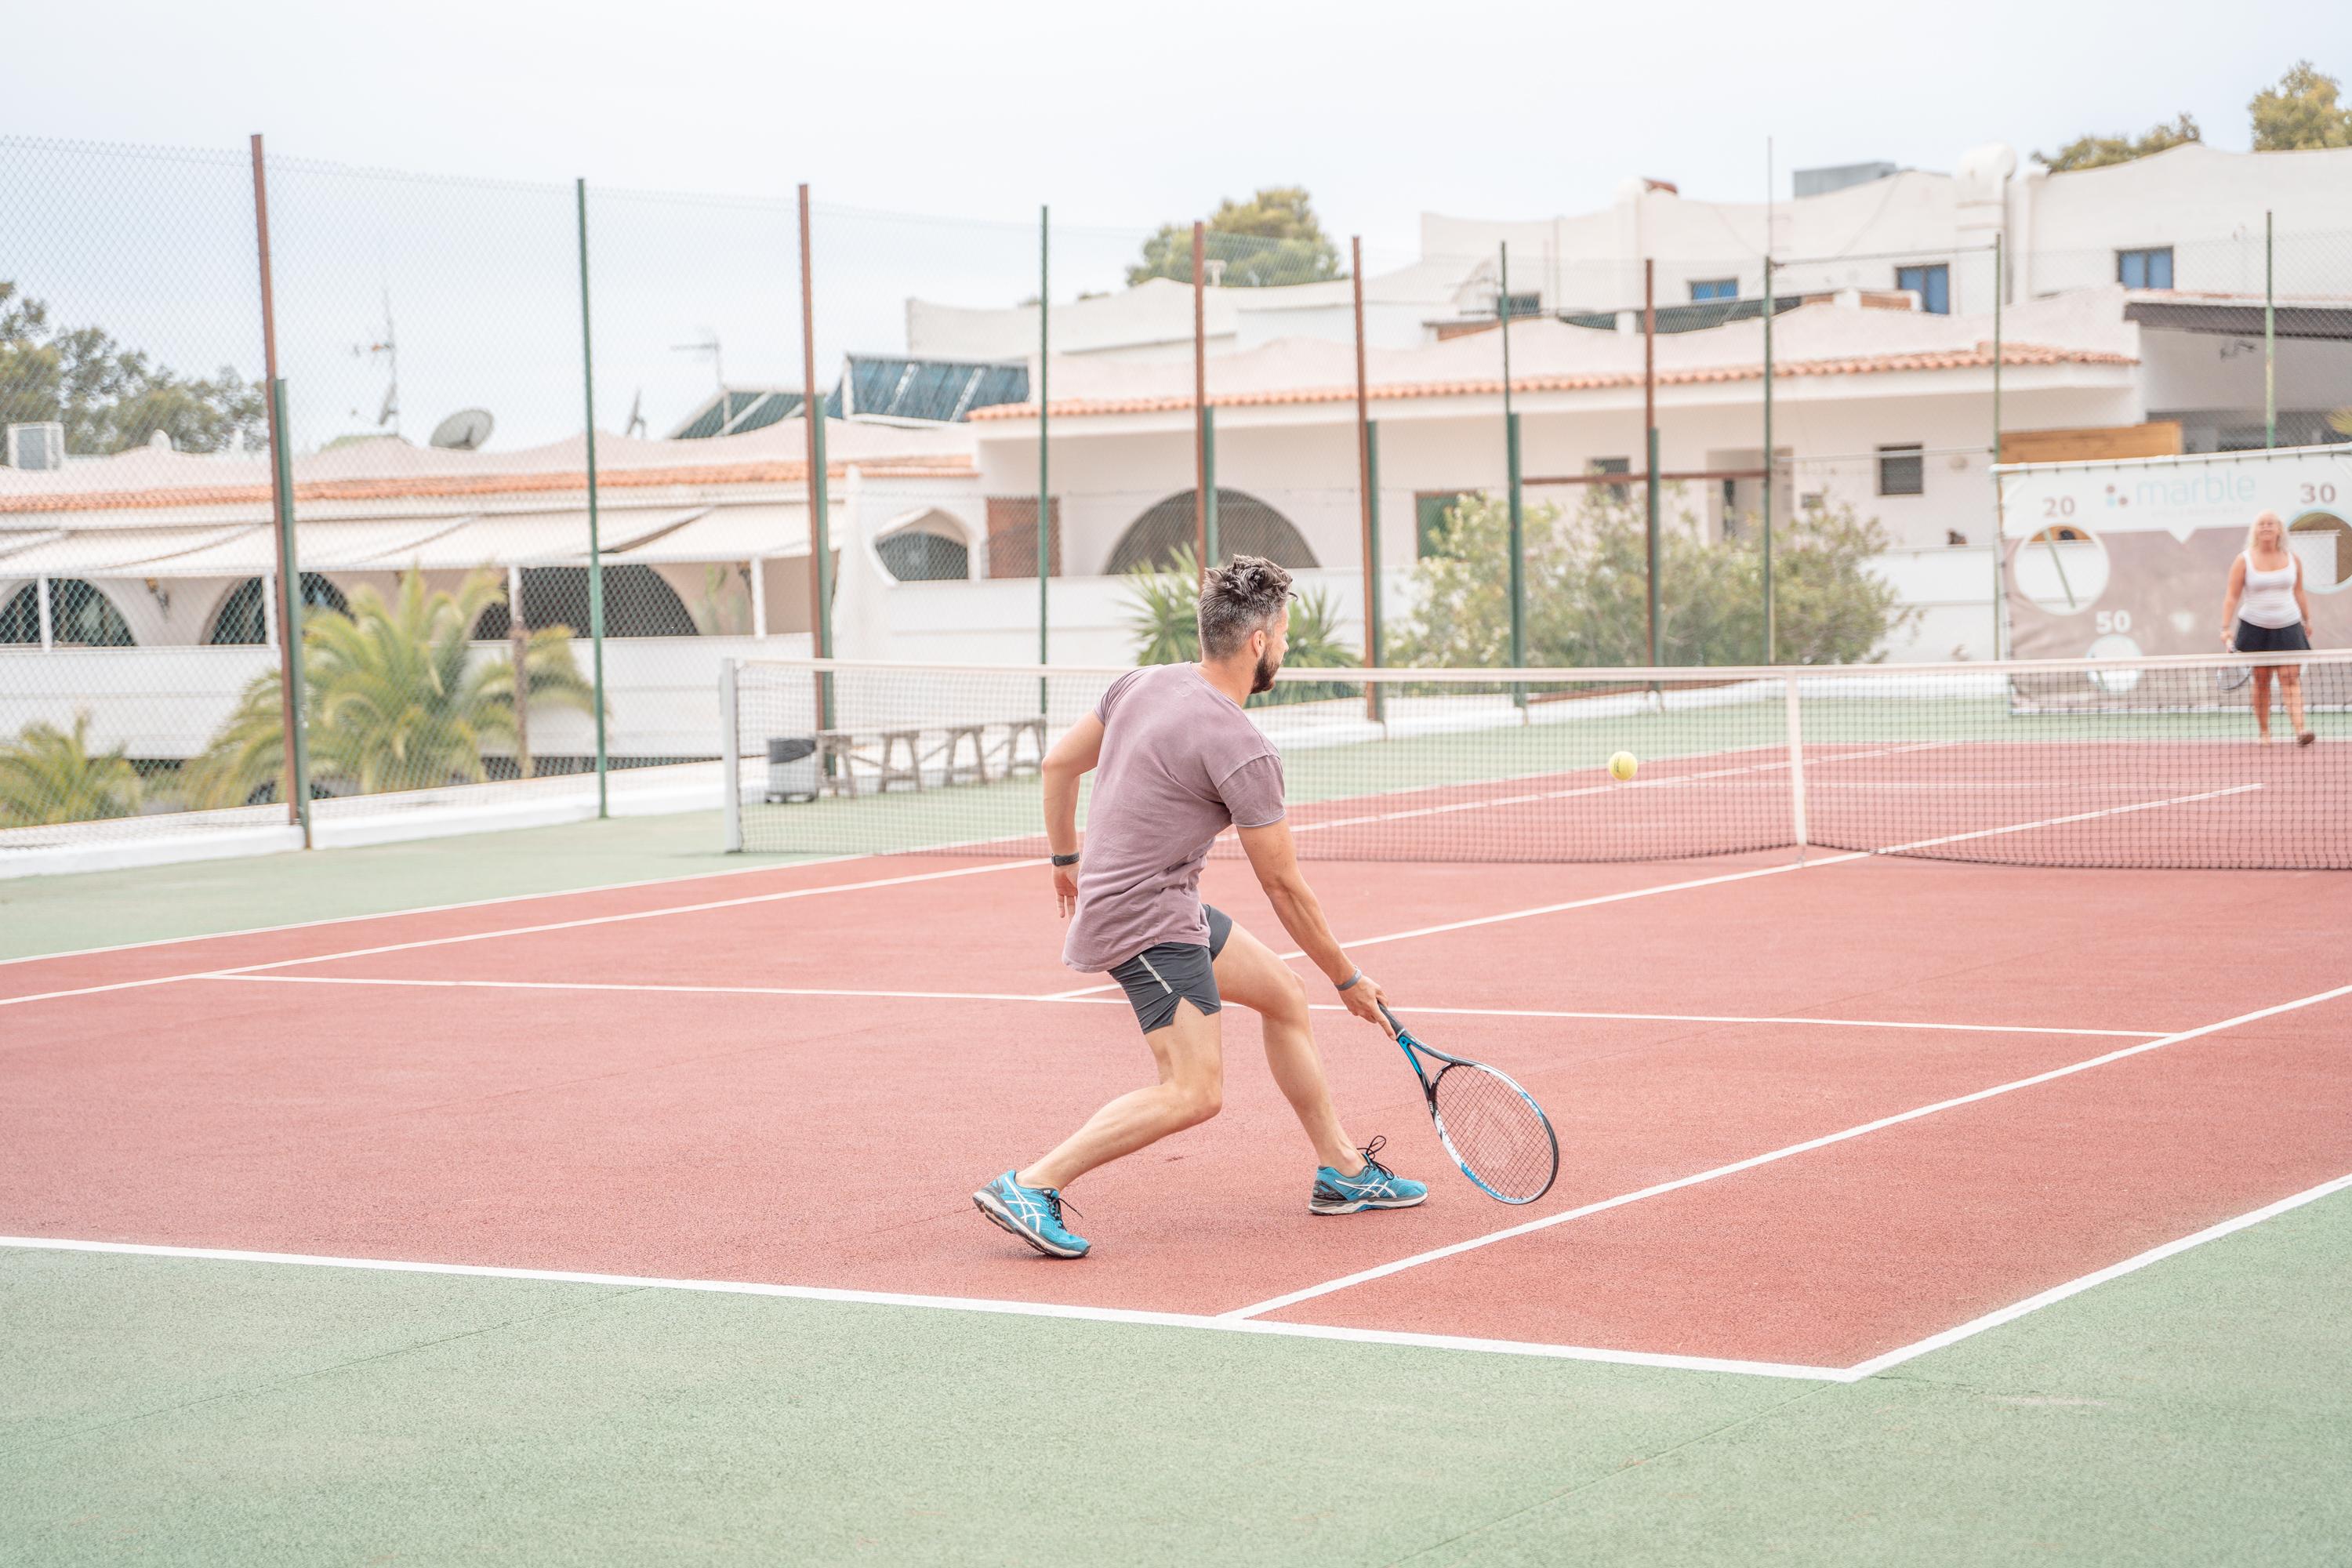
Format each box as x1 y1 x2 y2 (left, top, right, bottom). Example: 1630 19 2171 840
765 736 818 803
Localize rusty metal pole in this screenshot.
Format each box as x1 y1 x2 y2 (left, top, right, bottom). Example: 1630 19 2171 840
249 133 309 846
1192 221 1208 581
799 184 832 732
1352 236 1381 722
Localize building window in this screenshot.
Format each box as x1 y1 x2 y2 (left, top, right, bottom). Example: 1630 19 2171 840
206 573 350 644
1416 493 1468 557
1496 291 1541 319
1690 278 1737 302
1878 444 1926 496
1896 263 1950 314
2116 247 2174 289
1589 456 1631 503
876 528 970 583
0 579 136 647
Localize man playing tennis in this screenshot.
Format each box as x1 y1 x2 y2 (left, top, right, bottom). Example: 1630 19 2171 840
975 555 1425 1258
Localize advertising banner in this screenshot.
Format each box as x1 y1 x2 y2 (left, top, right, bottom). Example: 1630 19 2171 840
1997 444 2351 661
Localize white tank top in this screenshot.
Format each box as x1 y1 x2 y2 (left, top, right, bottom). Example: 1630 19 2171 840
2238 553 2300 629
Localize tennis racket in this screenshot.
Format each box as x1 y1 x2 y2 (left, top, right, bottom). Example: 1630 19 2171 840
1378 1003 1559 1205
2216 641 2251 694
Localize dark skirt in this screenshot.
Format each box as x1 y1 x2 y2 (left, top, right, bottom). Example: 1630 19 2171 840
2234 619 2312 657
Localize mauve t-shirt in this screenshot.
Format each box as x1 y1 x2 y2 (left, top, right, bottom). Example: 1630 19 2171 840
1062 662 1287 972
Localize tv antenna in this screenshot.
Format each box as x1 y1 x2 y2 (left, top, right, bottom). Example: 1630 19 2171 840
671 330 724 405
351 282 400 435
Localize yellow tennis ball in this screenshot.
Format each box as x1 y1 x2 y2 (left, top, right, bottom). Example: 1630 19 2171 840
1608 750 1639 782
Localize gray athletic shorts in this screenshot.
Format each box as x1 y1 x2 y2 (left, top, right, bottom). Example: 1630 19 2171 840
1107 905 1235 1035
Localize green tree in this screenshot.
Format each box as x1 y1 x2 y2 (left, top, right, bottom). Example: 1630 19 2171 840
0 282 267 456
184 570 599 808
1119 546 1358 704
2252 60 2352 150
0 713 143 827
1393 489 1913 670
2031 113 2201 172
1127 187 1343 289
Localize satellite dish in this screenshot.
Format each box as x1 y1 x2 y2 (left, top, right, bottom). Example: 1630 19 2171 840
429 408 495 451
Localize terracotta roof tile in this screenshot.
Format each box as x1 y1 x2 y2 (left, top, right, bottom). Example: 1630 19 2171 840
0 455 973 516
967 343 2136 423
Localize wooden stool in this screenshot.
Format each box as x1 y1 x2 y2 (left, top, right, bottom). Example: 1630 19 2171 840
999 717 1047 779
938 721 990 785
816 731 862 797
876 728 923 792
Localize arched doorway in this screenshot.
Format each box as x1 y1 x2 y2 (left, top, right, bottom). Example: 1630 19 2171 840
1105 489 1318 575
472 564 699 639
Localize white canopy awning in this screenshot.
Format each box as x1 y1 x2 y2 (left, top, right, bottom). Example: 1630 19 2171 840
0 525 258 576
126 515 483 578
383 507 706 572
605 503 824 564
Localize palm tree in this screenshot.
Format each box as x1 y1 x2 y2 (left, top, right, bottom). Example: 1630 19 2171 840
185 569 598 808
0 713 142 827
1118 546 1359 705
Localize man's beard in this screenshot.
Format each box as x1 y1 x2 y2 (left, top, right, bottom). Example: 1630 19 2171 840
1250 648 1281 695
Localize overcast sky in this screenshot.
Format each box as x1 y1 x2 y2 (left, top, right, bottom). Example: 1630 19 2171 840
8 0 2346 249
5 2 2346 448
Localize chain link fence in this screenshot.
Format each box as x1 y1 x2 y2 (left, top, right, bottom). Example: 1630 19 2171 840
5 132 2348 862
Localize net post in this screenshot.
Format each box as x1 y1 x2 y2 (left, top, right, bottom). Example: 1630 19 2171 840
719 658 742 854
1783 670 1808 862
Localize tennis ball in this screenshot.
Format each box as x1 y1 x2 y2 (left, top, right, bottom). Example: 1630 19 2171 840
1608 750 1639 782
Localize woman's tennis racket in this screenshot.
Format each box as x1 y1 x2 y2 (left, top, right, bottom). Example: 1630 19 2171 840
2216 640 2252 693
1378 1002 1559 1205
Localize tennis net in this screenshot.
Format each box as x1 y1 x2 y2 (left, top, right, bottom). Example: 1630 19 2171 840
719 652 2352 870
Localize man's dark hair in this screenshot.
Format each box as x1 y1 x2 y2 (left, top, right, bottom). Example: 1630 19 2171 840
1197 554 1293 659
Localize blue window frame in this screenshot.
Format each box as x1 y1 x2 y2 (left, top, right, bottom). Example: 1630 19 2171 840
2117 248 2174 289
1690 278 1737 301
1896 263 1950 314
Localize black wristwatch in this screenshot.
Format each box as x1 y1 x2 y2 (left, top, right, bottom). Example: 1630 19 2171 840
1051 852 1080 866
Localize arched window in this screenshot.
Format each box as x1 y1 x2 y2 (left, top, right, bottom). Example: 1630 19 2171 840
875 519 971 582
205 574 350 644
472 564 699 639
1105 489 1319 575
0 579 136 646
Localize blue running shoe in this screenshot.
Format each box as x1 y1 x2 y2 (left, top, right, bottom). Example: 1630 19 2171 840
1309 1137 1428 1214
975 1171 1091 1258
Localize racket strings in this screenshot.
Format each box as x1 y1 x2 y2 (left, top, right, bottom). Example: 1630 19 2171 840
1432 1063 1556 1203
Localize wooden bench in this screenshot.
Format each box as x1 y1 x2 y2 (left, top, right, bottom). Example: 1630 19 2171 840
810 717 1049 795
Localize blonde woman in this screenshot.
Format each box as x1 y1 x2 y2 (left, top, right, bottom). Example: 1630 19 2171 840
2218 510 2316 745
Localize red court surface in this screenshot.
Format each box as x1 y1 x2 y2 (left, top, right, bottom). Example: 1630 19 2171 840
5 846 2347 1377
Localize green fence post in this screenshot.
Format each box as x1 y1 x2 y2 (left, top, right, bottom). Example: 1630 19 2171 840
2264 211 2276 449
1645 425 1661 670
1501 242 1525 707
575 177 608 818
1364 419 1383 723
1762 255 1775 664
1038 203 1050 715
1991 232 2005 662
1203 405 1219 568
270 376 310 844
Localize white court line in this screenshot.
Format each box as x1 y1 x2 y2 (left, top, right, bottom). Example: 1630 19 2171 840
0 847 895 971
1221 979 2352 1322
1840 1170 2352 1381
0 1236 1844 1383
201 973 2165 1040
0 858 1040 1014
